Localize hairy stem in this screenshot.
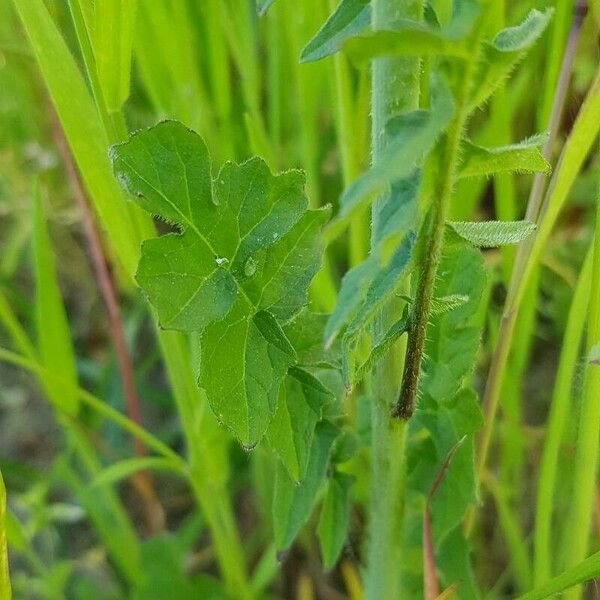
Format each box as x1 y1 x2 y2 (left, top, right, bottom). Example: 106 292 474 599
394 18 484 420
365 1 422 597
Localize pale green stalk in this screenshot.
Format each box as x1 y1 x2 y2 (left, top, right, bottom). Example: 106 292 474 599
365 1 422 597
533 245 593 585
562 189 600 599
477 70 600 485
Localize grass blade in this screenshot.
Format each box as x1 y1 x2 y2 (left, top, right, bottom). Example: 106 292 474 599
0 470 10 600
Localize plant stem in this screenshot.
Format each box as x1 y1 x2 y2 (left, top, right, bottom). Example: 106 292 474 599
533 246 593 585
365 1 421 597
394 23 482 420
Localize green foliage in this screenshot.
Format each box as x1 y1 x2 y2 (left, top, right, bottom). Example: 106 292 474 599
273 420 339 551
300 0 371 63
469 9 553 109
0 471 10 600
32 186 79 416
448 219 536 247
317 471 355 569
112 121 329 447
458 134 550 179
93 0 137 112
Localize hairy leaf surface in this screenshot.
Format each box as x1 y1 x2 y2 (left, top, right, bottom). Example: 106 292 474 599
469 9 553 109
448 220 536 247
459 134 550 179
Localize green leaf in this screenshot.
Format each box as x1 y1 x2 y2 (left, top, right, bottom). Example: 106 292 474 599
283 310 341 369
0 471 10 600
267 368 333 482
94 0 137 111
112 121 329 447
517 549 600 600
469 9 553 110
256 0 276 16
133 536 227 600
90 457 185 489
325 77 453 242
404 241 485 596
300 0 371 63
14 0 149 276
458 135 551 179
32 185 79 416
273 421 339 551
317 472 354 570
353 312 410 385
342 22 469 64
325 172 419 347
430 294 469 317
448 220 536 247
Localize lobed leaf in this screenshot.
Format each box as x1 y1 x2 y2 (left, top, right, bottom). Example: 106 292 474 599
448 220 536 248
469 9 553 110
300 0 371 63
112 121 329 447
317 472 355 570
458 134 550 179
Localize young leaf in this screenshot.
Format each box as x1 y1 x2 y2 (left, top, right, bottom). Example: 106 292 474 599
430 295 469 317
353 313 410 385
317 472 355 570
448 220 536 247
112 121 329 447
458 135 550 179
273 421 338 551
325 173 418 346
267 368 333 482
301 0 371 63
325 77 453 242
342 22 469 64
94 0 137 112
32 186 79 416
0 470 10 600
469 9 553 110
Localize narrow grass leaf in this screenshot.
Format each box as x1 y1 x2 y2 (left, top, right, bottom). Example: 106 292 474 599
91 457 186 489
518 550 600 600
94 0 137 112
300 0 371 63
32 185 79 416
0 470 10 600
256 0 276 16
448 220 536 247
317 472 354 570
13 0 149 275
458 135 550 179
